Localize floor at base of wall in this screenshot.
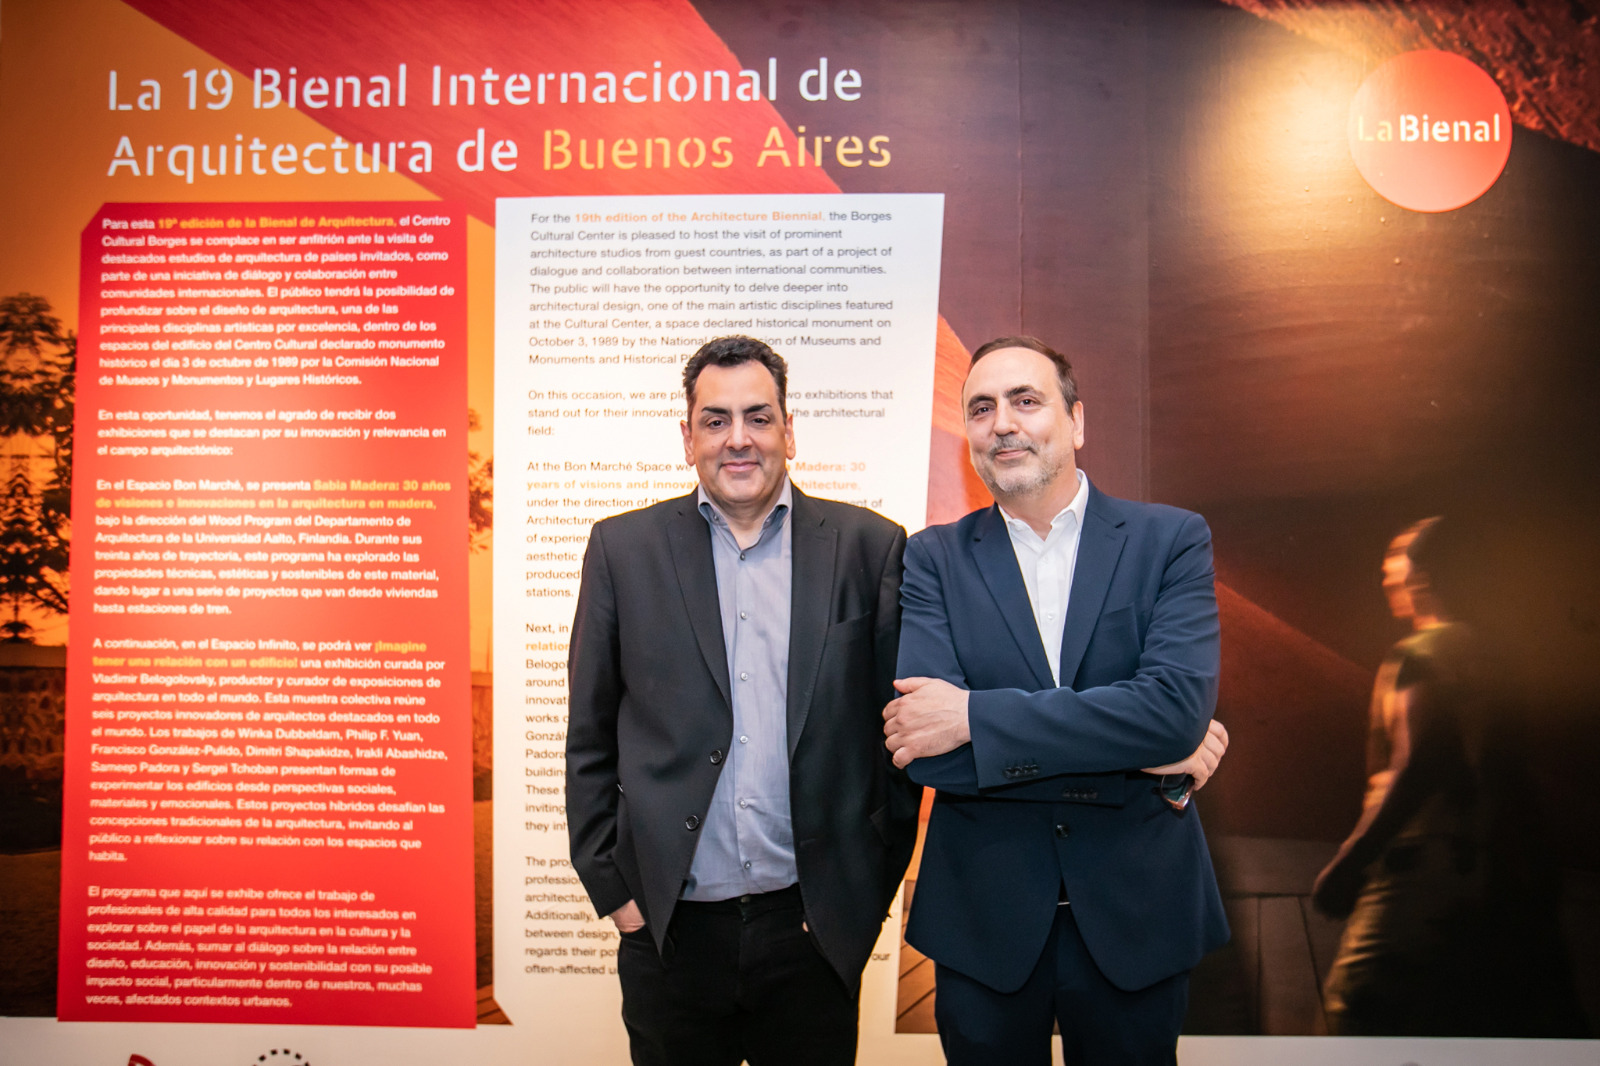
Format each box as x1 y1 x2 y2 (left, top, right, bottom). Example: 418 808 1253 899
895 836 1600 1037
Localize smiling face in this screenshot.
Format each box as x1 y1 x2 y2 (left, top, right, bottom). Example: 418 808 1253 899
680 359 795 522
962 345 1084 508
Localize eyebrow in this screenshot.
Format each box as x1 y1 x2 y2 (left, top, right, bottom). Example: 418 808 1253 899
966 384 1046 411
699 402 773 418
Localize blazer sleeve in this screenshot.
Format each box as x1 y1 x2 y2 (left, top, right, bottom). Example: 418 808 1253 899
968 512 1219 788
875 525 925 889
896 530 988 794
899 513 1220 792
564 521 634 918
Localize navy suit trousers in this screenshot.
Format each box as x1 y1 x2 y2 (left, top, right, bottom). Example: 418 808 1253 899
934 902 1188 1066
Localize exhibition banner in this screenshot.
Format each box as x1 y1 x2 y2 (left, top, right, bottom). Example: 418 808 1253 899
0 0 1596 1063
62 201 473 1027
492 192 941 1054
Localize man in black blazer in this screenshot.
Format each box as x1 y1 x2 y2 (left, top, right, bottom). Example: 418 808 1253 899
885 337 1230 1065
566 336 919 1065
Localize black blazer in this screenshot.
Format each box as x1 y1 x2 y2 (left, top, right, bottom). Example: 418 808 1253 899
565 486 920 993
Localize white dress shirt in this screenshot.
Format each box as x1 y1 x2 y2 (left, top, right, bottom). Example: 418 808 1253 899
998 469 1089 686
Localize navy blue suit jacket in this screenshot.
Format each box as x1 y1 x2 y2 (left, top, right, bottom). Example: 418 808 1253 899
898 483 1228 993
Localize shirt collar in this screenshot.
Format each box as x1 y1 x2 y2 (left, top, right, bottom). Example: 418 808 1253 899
999 469 1088 542
697 476 793 535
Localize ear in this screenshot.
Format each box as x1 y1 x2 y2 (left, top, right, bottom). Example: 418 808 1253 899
783 411 796 460
680 417 694 466
1069 401 1085 450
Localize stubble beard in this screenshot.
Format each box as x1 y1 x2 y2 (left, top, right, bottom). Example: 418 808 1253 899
976 435 1061 501
713 447 781 509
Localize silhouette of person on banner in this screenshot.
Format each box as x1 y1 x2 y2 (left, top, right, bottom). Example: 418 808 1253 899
1314 517 1586 1036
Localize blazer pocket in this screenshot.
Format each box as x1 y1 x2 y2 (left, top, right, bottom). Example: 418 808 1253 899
826 612 873 642
1083 605 1140 681
825 611 876 653
867 801 892 846
1096 604 1135 632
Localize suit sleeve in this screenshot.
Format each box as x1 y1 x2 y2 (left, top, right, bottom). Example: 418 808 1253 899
875 525 924 895
896 531 988 794
564 522 634 918
899 514 1220 792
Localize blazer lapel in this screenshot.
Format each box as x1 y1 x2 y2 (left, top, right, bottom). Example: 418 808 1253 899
970 505 1054 690
666 496 732 711
785 488 835 759
1058 485 1126 688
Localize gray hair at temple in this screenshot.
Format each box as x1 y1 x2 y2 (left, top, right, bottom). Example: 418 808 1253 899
969 335 1079 410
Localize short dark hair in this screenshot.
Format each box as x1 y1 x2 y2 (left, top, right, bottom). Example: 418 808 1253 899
683 335 788 415
1390 515 1461 614
969 335 1079 409
1392 515 1444 580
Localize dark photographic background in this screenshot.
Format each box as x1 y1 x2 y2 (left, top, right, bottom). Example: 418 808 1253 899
3 0 1596 1037
702 0 1600 1034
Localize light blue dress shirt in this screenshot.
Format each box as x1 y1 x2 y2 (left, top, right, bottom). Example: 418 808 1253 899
681 480 798 901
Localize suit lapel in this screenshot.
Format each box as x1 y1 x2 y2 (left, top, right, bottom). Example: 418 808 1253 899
1058 485 1126 688
666 496 732 712
970 505 1054 690
785 488 835 759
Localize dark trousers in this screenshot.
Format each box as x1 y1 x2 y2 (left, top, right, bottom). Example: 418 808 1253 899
617 885 858 1066
934 904 1189 1066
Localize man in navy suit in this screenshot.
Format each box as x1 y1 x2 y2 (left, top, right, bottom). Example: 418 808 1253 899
884 336 1230 1065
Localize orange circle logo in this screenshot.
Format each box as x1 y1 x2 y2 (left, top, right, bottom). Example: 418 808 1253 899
1348 50 1512 213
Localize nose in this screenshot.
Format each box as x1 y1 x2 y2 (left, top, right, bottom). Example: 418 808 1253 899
993 400 1018 435
727 416 752 450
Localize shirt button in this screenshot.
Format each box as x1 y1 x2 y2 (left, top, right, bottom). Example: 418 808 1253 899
739 551 746 561
739 735 748 744
744 861 752 870
739 671 749 681
709 750 724 765
738 799 748 809
739 611 747 620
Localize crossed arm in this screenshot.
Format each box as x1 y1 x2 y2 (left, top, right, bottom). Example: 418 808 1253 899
883 515 1226 794
884 678 1229 788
